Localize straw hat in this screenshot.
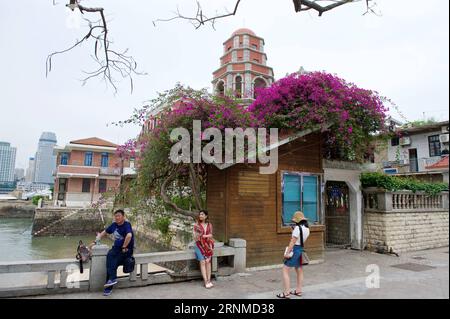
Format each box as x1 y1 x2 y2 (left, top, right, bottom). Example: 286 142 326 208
291 211 307 223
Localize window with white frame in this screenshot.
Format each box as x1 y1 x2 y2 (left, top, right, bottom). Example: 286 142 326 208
428 135 441 157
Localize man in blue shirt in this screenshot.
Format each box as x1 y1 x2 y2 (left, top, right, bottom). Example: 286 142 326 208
95 209 134 296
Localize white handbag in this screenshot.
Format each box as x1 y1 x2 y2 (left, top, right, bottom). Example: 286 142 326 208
284 247 293 258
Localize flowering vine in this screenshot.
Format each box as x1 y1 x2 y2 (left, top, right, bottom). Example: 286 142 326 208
116 72 389 217
248 72 388 160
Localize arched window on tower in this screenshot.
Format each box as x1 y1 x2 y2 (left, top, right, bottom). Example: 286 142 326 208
216 81 225 96
235 76 242 98
253 78 267 99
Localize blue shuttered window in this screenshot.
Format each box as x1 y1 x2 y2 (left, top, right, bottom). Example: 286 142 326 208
282 172 319 226
282 174 301 225
303 175 318 222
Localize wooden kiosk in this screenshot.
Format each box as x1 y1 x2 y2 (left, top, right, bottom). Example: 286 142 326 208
206 130 326 267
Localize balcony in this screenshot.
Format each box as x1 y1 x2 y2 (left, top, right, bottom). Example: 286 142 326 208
382 160 406 168
56 165 123 178
99 167 122 176
122 167 137 176
57 165 99 178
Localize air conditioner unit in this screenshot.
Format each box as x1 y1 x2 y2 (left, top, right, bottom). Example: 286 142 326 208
399 136 411 146
442 125 449 134
440 133 450 143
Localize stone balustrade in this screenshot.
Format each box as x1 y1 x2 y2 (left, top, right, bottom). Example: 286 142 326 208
363 188 449 254
363 188 449 212
0 239 246 298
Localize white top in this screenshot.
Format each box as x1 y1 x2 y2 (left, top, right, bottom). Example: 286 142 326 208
292 225 310 246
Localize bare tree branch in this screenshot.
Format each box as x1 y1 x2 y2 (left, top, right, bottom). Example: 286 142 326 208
295 0 351 16
294 0 377 16
48 1 378 93
154 0 377 30
46 1 144 94
153 0 242 30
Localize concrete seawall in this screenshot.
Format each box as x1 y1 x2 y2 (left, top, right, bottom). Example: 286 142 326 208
0 200 35 218
32 208 108 237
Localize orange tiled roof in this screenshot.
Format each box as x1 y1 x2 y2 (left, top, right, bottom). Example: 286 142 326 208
70 137 118 148
426 156 449 170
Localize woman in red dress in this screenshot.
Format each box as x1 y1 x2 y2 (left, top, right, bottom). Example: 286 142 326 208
193 210 215 289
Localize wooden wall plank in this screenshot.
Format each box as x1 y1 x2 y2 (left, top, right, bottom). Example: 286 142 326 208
207 132 325 267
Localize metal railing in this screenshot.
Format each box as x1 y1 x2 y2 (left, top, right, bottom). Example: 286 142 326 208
99 167 122 176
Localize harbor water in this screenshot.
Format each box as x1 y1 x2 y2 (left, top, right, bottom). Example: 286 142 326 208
0 218 163 262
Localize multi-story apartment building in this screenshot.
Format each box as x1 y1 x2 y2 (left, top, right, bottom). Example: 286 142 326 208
0 141 17 194
377 120 449 182
53 137 129 207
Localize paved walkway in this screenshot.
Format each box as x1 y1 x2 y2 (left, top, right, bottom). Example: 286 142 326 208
30 247 449 299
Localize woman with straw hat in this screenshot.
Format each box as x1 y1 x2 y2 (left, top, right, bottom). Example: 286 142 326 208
276 211 310 299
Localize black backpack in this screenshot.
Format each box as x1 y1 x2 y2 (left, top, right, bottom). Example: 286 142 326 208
75 240 91 273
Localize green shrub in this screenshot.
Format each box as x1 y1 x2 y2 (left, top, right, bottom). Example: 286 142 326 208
152 216 171 235
32 195 45 206
163 195 205 211
361 172 448 195
171 196 193 210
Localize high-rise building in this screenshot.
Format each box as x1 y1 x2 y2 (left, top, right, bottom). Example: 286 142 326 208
212 28 275 102
14 168 25 181
33 132 57 185
0 141 17 193
25 157 35 182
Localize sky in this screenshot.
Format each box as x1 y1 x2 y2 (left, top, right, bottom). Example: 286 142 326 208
0 0 449 169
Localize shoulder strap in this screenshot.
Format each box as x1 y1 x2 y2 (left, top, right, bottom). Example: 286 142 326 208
299 225 304 247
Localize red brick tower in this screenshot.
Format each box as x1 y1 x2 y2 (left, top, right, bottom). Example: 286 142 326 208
212 28 275 102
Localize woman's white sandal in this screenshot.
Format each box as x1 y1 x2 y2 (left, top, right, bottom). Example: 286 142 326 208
205 282 213 289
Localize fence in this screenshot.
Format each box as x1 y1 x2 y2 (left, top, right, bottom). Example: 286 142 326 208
363 188 449 253
363 188 448 212
0 239 246 298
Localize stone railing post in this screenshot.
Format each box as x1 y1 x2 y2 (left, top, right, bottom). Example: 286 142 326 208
89 244 109 291
229 238 247 273
443 192 449 210
377 190 393 212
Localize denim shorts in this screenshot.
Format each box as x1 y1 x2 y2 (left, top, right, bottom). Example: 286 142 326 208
284 245 303 268
194 245 206 261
